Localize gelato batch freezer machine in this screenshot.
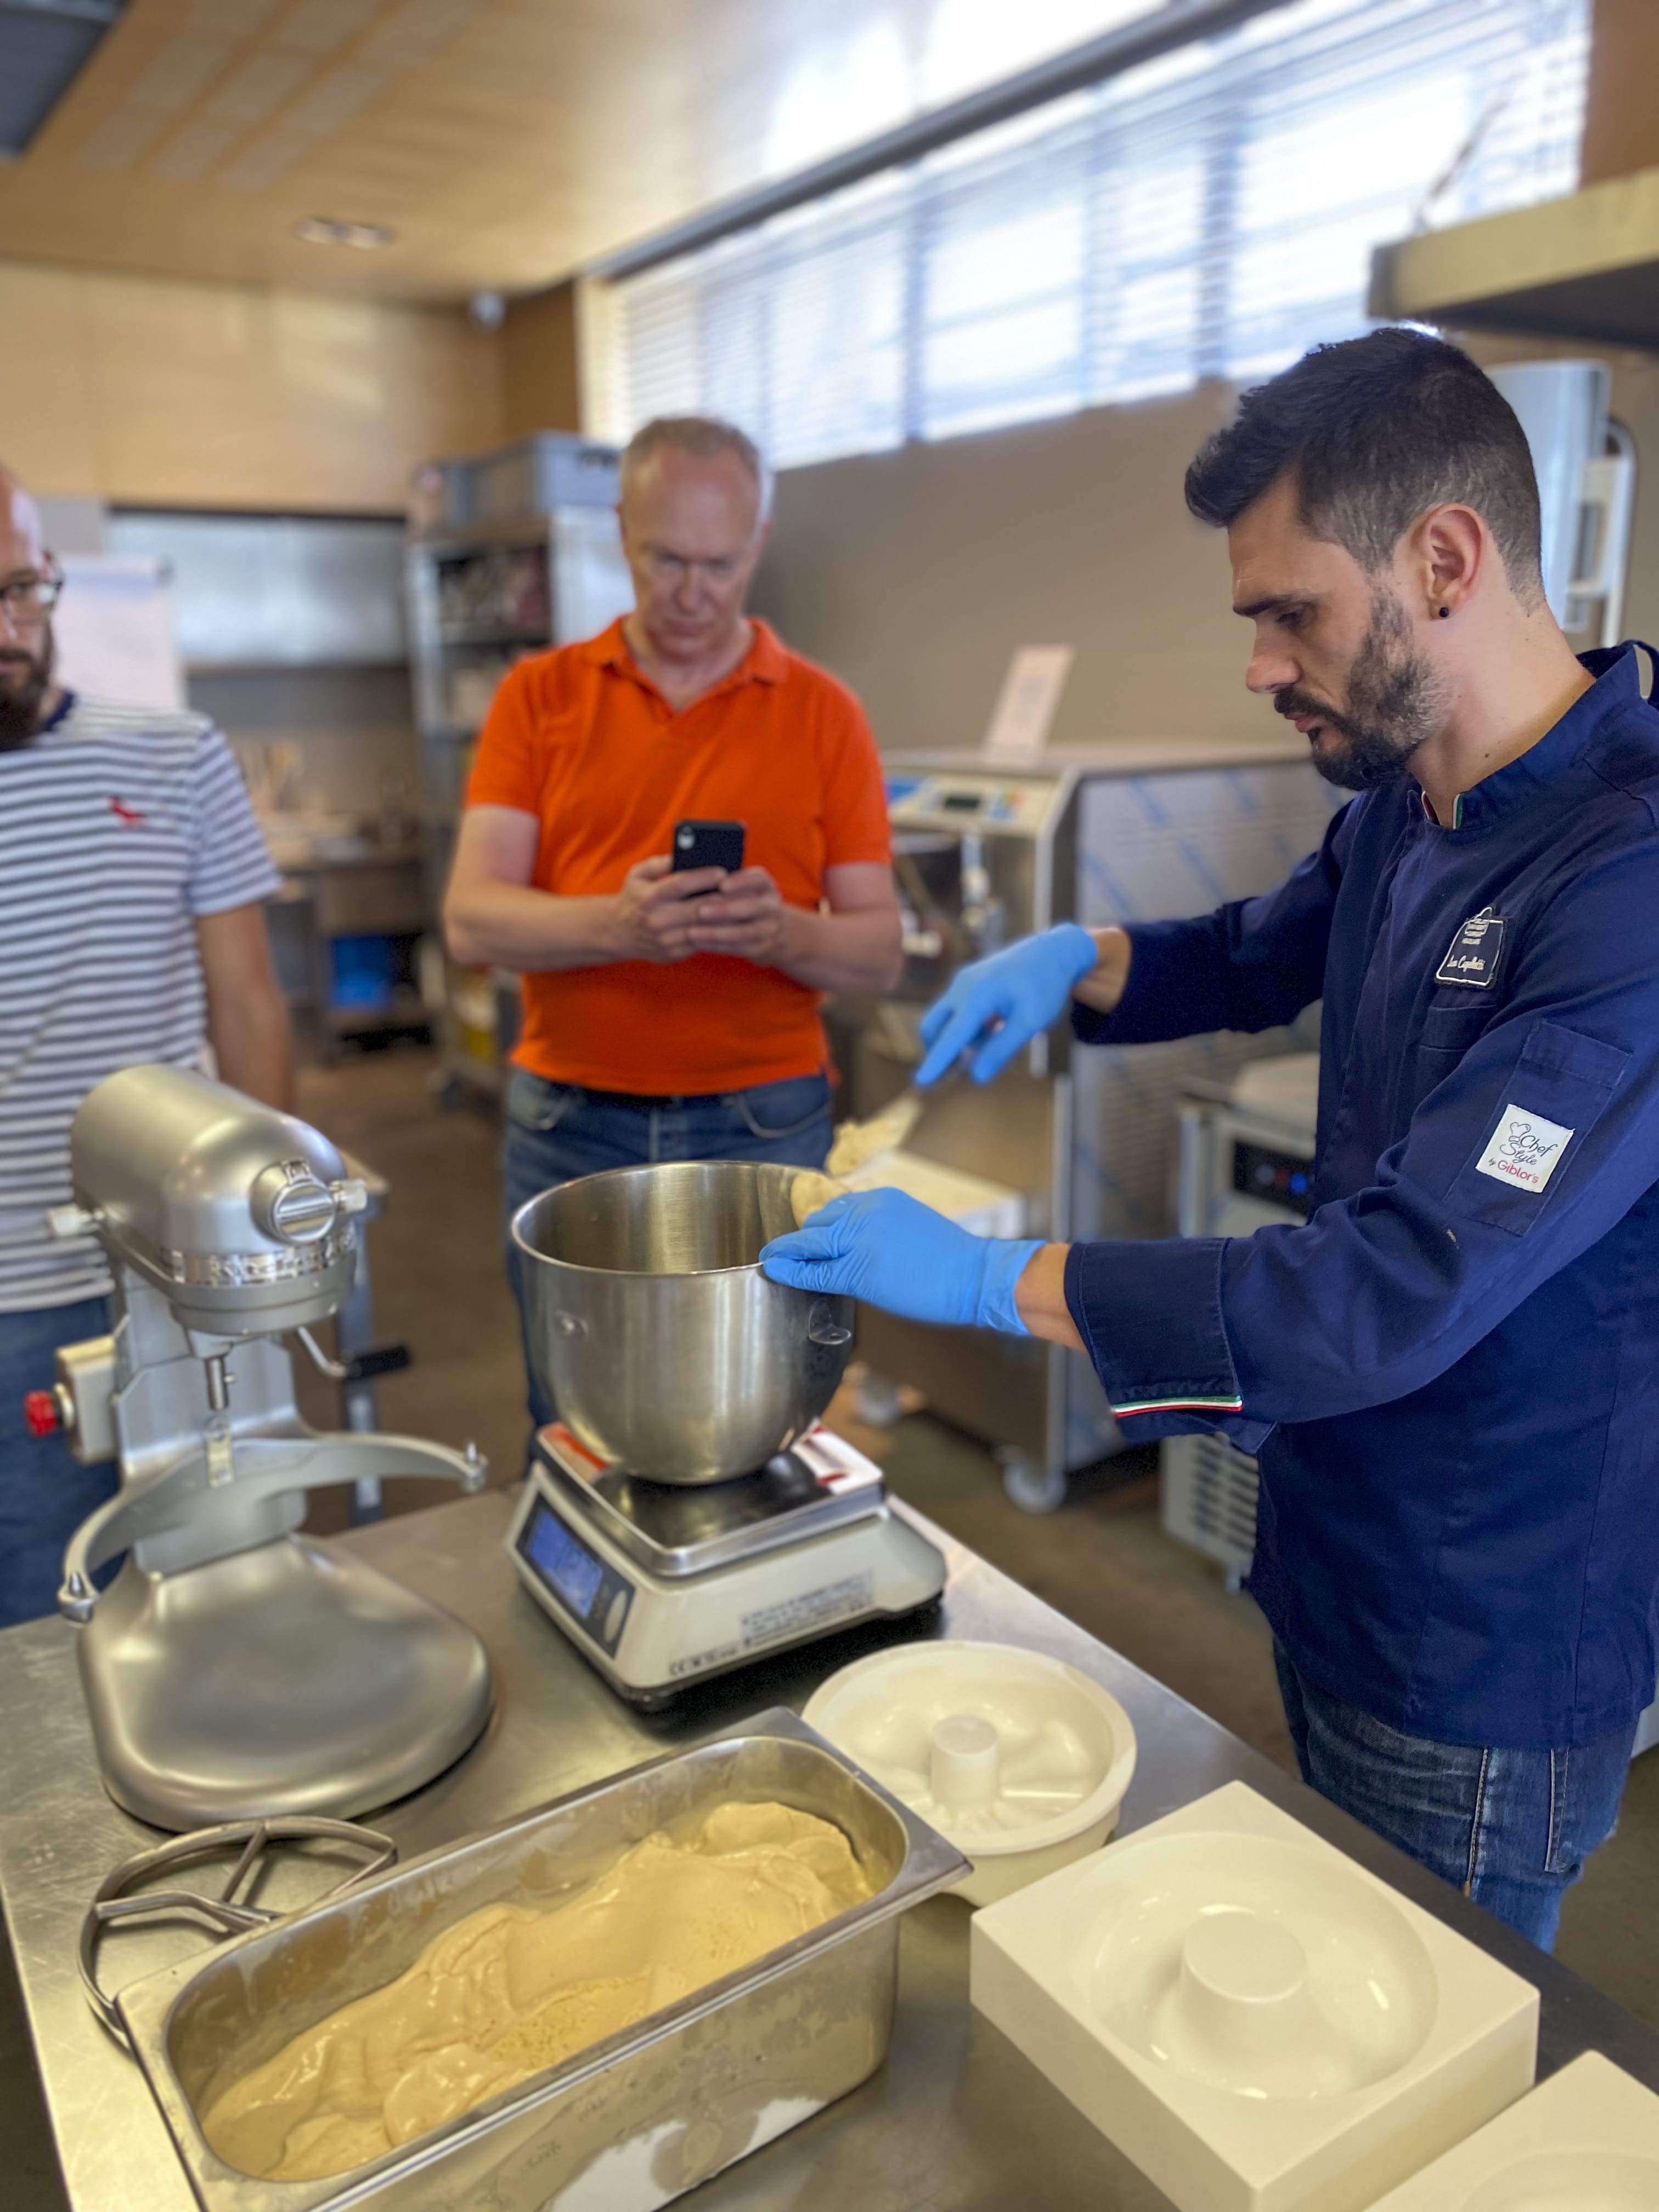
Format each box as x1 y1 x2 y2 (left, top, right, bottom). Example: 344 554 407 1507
841 738 1338 1511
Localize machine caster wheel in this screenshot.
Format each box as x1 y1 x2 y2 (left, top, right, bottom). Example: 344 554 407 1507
999 1452 1066 1514
855 1369 906 1429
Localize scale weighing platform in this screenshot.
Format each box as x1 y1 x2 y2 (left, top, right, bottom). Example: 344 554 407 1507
506 1423 946 1705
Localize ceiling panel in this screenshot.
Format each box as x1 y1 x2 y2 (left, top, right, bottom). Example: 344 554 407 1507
0 0 1149 300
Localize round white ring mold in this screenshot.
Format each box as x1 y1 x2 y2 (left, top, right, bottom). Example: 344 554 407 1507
1060 1829 1440 2099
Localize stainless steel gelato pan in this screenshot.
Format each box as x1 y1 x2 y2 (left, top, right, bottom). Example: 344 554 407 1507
114 1707 968 2212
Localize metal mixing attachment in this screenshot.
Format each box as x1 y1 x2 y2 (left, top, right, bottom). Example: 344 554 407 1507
80 1816 396 2046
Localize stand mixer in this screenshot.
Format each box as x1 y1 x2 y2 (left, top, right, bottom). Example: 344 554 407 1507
36 1065 494 1832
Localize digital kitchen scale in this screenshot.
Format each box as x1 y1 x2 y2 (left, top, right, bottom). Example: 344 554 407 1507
506 1423 947 1706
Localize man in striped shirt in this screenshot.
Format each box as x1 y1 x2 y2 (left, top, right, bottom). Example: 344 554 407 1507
0 466 290 1625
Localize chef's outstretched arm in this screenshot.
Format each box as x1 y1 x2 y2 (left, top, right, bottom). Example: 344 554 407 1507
760 1189 1075 1340
913 803 1347 1087
1007 1242 1084 1348
772 845 1659 1453
915 925 1115 1086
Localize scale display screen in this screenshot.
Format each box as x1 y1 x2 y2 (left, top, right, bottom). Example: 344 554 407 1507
940 791 983 811
523 1504 603 1619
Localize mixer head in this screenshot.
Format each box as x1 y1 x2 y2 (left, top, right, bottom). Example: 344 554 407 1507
59 1065 366 1339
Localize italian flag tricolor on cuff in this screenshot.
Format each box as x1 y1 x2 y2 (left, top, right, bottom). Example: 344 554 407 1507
1110 1392 1244 1418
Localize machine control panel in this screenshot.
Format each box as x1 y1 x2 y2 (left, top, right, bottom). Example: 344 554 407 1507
1231 1139 1313 1221
887 772 1062 837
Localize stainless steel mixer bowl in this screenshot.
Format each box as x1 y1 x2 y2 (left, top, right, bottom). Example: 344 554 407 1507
510 1160 854 1483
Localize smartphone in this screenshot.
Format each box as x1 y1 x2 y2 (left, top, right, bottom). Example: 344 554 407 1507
671 819 746 873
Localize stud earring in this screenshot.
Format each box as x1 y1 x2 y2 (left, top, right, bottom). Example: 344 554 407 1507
1437 606 1451 619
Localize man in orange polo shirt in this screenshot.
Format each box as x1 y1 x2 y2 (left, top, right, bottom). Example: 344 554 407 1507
444 414 901 1425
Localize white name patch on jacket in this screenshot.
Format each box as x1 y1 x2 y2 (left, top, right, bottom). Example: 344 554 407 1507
1475 1105 1575 1194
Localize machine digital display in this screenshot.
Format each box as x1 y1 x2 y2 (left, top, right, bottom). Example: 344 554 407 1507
940 791 983 811
523 1504 603 1618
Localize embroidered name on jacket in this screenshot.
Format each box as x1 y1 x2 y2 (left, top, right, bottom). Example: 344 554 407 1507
1475 1105 1574 1193
1436 906 1506 988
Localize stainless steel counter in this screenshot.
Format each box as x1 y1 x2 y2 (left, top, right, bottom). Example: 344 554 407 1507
3 1491 1656 2211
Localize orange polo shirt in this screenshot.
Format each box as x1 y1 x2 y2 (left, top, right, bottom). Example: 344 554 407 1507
465 617 892 1094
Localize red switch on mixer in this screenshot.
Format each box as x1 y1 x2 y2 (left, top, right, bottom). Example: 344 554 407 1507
23 1390 59 1437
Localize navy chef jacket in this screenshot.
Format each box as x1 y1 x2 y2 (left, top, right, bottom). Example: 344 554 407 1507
1066 643 1659 1750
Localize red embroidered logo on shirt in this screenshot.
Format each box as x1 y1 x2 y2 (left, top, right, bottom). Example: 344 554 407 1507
109 798 146 826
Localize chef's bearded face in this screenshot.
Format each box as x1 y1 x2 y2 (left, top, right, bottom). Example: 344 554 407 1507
0 622 53 752
1220 472 1451 795
1273 583 1447 793
1188 329 1548 797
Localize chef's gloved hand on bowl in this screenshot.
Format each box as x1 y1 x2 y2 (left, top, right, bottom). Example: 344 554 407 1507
915 922 1099 1087
761 1187 1043 1334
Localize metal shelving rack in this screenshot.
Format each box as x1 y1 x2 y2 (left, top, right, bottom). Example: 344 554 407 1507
405 439 634 1103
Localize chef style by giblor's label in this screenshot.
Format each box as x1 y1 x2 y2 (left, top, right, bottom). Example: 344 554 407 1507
1475 1104 1575 1194
1436 906 1506 988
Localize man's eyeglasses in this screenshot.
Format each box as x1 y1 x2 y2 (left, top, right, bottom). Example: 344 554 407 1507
0 565 64 623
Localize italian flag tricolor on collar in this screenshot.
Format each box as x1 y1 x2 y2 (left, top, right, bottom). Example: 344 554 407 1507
1110 1392 1244 1418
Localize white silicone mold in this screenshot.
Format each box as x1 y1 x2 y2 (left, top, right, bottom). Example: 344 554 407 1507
802 1639 1136 1904
1364 2050 1659 2208
970 1780 1538 2212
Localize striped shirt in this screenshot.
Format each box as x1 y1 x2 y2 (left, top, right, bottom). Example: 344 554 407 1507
0 693 281 1311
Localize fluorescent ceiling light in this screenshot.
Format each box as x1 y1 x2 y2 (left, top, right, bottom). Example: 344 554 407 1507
291 214 396 250
0 0 125 159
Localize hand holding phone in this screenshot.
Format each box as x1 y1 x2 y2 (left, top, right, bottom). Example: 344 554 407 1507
613 821 776 967
611 856 724 963
684 864 789 963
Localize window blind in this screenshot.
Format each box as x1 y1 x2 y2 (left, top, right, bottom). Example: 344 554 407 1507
612 0 1588 469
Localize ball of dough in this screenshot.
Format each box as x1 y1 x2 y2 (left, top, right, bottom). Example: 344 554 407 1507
789 1170 844 1227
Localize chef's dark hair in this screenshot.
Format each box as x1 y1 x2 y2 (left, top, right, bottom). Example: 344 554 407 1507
1184 328 1544 601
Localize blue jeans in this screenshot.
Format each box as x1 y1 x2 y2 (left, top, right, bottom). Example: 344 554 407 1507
0 1296 118 1629
1274 1643 1635 1951
501 1069 834 1431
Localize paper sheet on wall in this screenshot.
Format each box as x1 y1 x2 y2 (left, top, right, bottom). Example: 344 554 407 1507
52 556 185 711
981 645 1075 763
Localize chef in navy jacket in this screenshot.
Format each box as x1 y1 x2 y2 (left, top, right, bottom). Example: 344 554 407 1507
765 329 1659 1949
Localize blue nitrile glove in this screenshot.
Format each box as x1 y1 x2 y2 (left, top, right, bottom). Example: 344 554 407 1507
761 1187 1043 1334
916 923 1099 1086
